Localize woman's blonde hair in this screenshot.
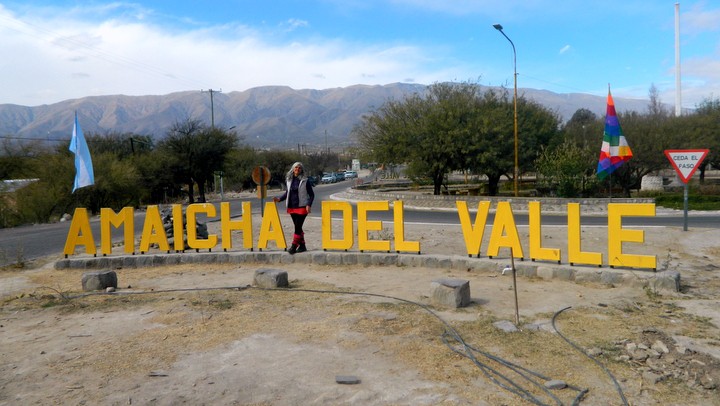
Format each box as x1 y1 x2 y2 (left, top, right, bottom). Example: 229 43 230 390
286 162 305 181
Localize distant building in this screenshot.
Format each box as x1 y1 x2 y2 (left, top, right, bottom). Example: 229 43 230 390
1 179 39 193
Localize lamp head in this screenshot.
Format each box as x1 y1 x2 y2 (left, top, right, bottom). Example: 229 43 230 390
493 24 503 31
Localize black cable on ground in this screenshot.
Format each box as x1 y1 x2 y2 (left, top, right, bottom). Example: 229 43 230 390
63 285 588 405
66 285 252 299
551 306 628 406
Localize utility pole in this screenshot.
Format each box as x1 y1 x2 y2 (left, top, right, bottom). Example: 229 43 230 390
202 89 221 127
675 2 682 117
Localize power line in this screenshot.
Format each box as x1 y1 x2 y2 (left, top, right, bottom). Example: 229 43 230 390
0 135 69 142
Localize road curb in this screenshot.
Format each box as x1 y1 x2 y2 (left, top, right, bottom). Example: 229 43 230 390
54 250 680 293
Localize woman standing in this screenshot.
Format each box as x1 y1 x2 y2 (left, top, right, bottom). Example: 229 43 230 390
273 162 315 254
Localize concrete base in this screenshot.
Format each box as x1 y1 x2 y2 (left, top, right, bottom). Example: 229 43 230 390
431 278 470 308
253 268 289 288
81 270 118 291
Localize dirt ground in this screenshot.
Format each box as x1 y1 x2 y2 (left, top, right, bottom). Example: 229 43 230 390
1 206 720 405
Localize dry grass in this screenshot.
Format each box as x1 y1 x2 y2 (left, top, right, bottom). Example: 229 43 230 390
3 262 719 405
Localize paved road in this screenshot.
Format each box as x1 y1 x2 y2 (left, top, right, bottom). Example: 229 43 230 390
1 179 718 266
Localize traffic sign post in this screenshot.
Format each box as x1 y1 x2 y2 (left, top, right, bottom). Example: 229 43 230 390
664 149 709 231
252 166 271 216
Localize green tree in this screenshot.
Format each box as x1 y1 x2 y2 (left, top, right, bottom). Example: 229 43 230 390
158 119 239 203
608 86 677 196
86 131 154 158
259 150 303 188
14 151 74 223
355 82 482 195
466 89 560 195
222 145 258 192
72 152 143 213
684 97 720 182
535 143 598 197
559 108 600 149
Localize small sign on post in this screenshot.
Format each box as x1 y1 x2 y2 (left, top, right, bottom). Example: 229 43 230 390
252 166 271 215
664 149 709 183
664 149 709 231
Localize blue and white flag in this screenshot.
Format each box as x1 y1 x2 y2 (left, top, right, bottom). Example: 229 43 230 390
69 113 94 192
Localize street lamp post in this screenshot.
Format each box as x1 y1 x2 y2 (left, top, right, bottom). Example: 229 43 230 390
493 24 519 197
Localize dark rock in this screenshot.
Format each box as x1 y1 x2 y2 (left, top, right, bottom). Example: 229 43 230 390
81 270 118 291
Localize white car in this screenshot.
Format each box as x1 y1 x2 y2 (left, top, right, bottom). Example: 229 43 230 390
321 173 336 183
344 171 358 179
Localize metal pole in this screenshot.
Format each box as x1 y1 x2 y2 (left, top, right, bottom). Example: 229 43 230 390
260 169 265 217
493 24 519 197
675 2 682 117
513 62 519 197
510 249 520 326
683 182 689 231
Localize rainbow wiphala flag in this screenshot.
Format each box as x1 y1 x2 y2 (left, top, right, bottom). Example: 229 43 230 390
596 89 632 180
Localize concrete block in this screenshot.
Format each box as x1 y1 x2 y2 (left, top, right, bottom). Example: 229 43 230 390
279 253 295 264
250 252 270 263
122 256 137 268
450 258 471 271
436 257 452 269
420 256 437 268
574 270 601 283
110 257 125 269
536 266 574 281
397 255 421 267
326 253 343 265
216 253 230 263
311 252 327 265
536 267 554 280
135 255 154 267
253 268 289 288
164 254 182 266
262 252 282 264
600 270 624 285
68 259 88 269
431 278 470 308
82 270 118 291
516 264 537 277
371 254 396 266
341 253 359 265
357 254 373 266
228 253 248 264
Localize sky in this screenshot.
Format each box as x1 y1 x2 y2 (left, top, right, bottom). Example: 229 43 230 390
0 0 719 109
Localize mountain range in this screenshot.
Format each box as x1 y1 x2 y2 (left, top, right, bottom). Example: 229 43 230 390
0 83 659 150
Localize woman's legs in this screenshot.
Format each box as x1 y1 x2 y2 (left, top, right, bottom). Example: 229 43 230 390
289 213 307 254
290 213 307 235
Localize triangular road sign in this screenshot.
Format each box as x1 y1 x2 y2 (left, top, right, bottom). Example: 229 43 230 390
664 149 710 183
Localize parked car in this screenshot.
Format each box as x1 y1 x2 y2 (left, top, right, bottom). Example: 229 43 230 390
334 172 346 182
321 173 336 184
344 170 358 179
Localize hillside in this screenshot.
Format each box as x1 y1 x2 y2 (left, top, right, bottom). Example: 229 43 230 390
0 83 656 149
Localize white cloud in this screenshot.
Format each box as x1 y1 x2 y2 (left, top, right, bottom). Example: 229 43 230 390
559 45 571 55
0 5 445 105
683 4 720 34
283 18 309 32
